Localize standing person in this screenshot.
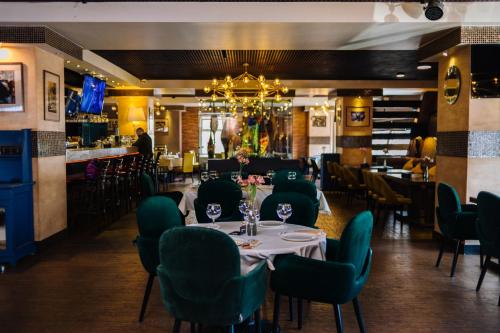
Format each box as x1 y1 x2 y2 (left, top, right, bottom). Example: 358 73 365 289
132 127 153 159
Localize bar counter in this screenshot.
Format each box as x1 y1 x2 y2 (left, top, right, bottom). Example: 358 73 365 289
66 146 138 163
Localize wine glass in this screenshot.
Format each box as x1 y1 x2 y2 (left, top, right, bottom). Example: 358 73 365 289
231 171 239 182
206 203 222 226
287 171 297 180
267 169 275 183
276 203 293 224
201 171 209 183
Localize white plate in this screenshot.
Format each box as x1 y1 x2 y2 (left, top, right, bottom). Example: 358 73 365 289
188 223 221 230
280 231 318 242
258 220 285 229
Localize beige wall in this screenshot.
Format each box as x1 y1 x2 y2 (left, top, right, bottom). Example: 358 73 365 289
107 96 149 136
337 96 373 166
154 110 181 152
0 46 67 241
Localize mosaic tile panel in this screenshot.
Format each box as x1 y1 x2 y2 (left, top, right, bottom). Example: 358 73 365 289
32 131 66 158
461 26 500 44
437 130 500 158
336 136 372 148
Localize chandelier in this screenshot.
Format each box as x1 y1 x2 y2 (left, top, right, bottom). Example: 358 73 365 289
203 63 289 107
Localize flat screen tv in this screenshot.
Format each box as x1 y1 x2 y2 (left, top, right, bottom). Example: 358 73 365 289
80 75 106 114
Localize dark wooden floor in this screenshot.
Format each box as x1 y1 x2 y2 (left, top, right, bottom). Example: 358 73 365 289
1 193 499 333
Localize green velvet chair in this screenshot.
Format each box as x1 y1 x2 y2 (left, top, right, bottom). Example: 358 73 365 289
194 179 243 223
270 211 373 333
260 192 316 227
435 182 479 277
475 191 500 306
140 173 186 224
157 227 268 333
273 179 320 220
135 196 183 322
271 169 304 186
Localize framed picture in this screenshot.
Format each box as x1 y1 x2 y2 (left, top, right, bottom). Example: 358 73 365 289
311 115 327 127
155 120 169 133
346 106 371 128
0 63 24 112
43 70 60 121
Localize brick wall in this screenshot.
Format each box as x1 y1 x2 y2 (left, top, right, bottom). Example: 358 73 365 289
292 107 308 159
182 107 199 153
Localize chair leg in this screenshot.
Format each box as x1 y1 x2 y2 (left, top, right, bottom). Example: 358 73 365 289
273 293 281 333
255 308 261 333
476 255 491 291
333 304 344 333
435 238 445 268
450 240 461 277
479 246 484 269
288 296 294 321
172 319 181 333
352 297 366 333
297 298 303 329
138 274 155 322
191 323 196 333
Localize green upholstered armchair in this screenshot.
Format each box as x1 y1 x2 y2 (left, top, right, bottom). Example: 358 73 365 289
260 192 316 227
270 211 373 333
273 179 320 220
135 196 183 322
140 173 186 224
271 169 304 185
157 227 268 332
475 191 500 306
435 182 479 277
194 179 243 223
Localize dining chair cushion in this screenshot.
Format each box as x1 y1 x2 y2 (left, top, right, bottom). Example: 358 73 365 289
157 227 268 325
195 179 243 223
476 191 500 258
135 196 183 275
436 182 478 239
271 211 373 304
140 173 156 198
260 192 316 227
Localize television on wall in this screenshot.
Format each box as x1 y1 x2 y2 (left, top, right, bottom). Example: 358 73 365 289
80 75 106 114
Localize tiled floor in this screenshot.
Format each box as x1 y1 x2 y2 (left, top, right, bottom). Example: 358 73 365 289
0 191 499 333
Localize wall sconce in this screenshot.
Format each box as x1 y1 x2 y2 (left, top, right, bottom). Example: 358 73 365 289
128 106 146 132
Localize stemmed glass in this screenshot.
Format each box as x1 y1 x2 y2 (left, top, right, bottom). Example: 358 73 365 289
206 203 222 227
201 171 209 183
267 170 275 183
231 171 239 182
287 171 297 180
276 203 293 224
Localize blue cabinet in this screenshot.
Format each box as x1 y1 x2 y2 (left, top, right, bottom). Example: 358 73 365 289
0 129 35 267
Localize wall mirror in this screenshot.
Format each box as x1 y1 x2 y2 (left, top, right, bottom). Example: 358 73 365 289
444 66 461 105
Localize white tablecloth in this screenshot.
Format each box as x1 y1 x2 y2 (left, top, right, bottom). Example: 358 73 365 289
188 221 327 274
178 184 332 215
159 156 183 170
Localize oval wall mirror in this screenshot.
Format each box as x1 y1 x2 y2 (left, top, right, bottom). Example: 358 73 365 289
444 66 461 105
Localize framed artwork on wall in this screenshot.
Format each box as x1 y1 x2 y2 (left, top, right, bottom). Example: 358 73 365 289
311 115 327 127
155 120 169 133
346 106 371 128
43 70 60 122
0 63 24 112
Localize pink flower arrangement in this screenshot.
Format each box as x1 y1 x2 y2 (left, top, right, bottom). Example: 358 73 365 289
237 175 265 203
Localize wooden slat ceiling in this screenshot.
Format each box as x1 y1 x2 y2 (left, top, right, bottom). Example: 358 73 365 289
93 50 437 81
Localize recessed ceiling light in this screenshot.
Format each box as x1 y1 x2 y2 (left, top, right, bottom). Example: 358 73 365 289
141 79 147 83
442 51 448 57
417 65 432 70
76 64 81 68
66 60 71 64
396 72 405 78
84 68 89 72
111 80 115 83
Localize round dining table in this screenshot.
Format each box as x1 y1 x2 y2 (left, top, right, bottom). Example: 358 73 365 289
188 221 327 275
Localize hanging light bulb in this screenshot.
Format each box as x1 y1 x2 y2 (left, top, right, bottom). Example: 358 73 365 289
275 94 282 102
211 94 217 101
281 87 289 94
243 75 249 84
274 78 280 85
204 86 211 94
258 74 265 83
225 75 232 82
212 78 218 86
